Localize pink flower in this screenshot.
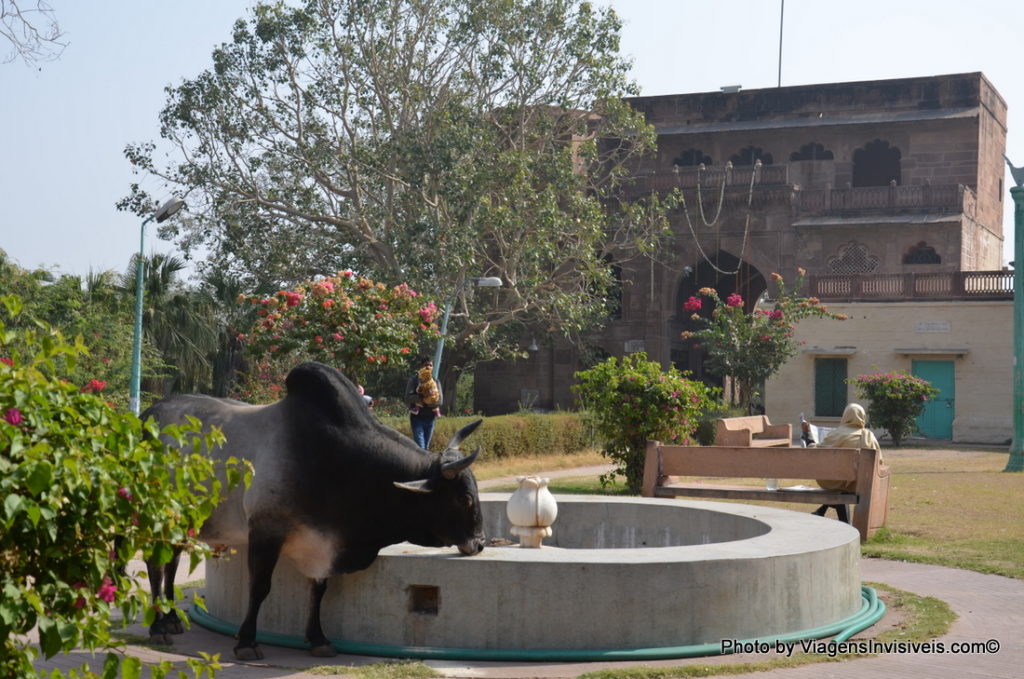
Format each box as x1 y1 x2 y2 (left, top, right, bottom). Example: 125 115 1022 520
725 293 743 307
81 379 107 393
332 333 344 341
116 487 132 501
769 309 784 320
418 302 438 322
0 357 12 366
683 296 702 312
97 577 117 603
4 408 22 426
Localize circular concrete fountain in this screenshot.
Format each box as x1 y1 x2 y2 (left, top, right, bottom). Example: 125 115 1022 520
196 494 862 657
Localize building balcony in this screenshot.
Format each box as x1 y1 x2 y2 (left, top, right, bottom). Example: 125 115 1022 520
807 270 1012 302
793 182 976 217
622 165 976 218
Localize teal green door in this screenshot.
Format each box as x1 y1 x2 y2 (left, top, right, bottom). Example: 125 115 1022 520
912 360 954 439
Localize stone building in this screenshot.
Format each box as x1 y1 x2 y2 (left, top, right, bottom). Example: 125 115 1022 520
475 72 1010 422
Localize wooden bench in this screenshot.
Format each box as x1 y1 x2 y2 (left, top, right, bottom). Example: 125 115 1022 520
641 443 891 542
714 415 792 447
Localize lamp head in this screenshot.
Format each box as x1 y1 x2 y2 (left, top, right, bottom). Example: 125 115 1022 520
471 276 503 288
154 197 185 223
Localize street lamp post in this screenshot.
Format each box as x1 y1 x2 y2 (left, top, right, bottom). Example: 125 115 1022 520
129 197 185 415
1007 182 1024 471
432 276 503 380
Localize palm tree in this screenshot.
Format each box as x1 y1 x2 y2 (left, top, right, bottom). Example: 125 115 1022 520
197 267 256 397
121 254 219 398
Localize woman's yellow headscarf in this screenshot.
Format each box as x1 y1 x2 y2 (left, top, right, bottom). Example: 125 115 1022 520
817 403 881 491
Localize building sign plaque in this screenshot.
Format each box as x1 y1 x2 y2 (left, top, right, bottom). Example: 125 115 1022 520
915 321 951 333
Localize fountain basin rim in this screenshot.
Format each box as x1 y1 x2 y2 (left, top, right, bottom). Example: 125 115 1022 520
373 493 859 563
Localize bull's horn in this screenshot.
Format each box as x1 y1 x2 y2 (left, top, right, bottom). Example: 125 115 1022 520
394 479 433 494
441 448 480 480
445 419 483 451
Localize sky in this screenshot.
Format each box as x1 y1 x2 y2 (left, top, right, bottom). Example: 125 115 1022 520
3 0 1024 279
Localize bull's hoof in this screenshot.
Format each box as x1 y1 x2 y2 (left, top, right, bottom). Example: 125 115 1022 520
148 633 174 646
233 644 264 661
164 617 185 635
309 643 338 658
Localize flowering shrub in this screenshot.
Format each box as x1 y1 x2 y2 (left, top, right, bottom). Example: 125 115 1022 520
849 370 939 446
683 270 846 413
241 272 439 390
573 352 717 493
1 295 250 678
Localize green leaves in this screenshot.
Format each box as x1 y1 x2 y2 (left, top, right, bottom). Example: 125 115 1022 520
1 296 244 678
574 352 717 493
850 371 939 446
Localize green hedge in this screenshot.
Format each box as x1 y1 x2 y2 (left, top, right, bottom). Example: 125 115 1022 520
379 412 596 460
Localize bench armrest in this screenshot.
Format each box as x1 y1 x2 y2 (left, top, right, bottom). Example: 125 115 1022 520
761 422 792 439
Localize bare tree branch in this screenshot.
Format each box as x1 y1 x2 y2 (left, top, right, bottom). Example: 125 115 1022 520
1 0 65 66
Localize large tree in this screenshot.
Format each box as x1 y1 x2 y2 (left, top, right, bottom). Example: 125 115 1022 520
121 0 673 391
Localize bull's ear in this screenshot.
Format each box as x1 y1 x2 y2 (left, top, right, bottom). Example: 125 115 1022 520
394 479 433 494
441 448 479 480
444 419 483 451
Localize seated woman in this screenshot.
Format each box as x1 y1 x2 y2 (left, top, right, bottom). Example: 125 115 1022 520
801 403 882 523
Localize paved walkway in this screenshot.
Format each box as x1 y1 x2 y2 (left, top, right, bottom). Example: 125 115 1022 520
35 455 1023 678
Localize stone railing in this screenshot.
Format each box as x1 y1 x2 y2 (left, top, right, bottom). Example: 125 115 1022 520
625 164 789 193
808 270 1012 301
621 166 975 218
793 183 975 217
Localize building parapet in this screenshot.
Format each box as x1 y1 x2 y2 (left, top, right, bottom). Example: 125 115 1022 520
808 270 1012 301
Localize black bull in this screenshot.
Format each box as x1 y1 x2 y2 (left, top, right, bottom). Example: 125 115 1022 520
142 362 485 660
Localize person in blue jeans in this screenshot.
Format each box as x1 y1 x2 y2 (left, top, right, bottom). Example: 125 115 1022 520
406 356 442 449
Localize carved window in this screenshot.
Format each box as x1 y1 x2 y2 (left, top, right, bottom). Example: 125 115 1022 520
852 139 901 187
730 146 773 166
790 142 834 162
827 242 879 274
673 148 713 167
903 241 941 265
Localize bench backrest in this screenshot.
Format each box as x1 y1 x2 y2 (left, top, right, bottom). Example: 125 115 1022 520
716 416 771 434
714 416 792 446
644 444 878 488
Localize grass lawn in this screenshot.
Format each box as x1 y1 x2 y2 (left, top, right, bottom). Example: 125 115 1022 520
475 446 1024 579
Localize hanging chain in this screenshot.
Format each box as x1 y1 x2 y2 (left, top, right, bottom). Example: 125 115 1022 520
677 160 762 275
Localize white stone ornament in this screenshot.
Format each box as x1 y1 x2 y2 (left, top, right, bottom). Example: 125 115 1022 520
506 476 558 548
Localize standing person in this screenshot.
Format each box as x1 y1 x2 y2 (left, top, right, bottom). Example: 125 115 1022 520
406 356 442 449
801 402 882 523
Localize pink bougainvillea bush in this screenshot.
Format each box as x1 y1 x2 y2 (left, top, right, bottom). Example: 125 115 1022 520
683 270 846 413
239 272 440 397
0 295 249 678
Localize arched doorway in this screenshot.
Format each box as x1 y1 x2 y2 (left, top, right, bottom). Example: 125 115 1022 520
670 250 767 395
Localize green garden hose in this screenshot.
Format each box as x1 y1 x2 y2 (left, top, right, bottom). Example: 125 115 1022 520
188 585 885 662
